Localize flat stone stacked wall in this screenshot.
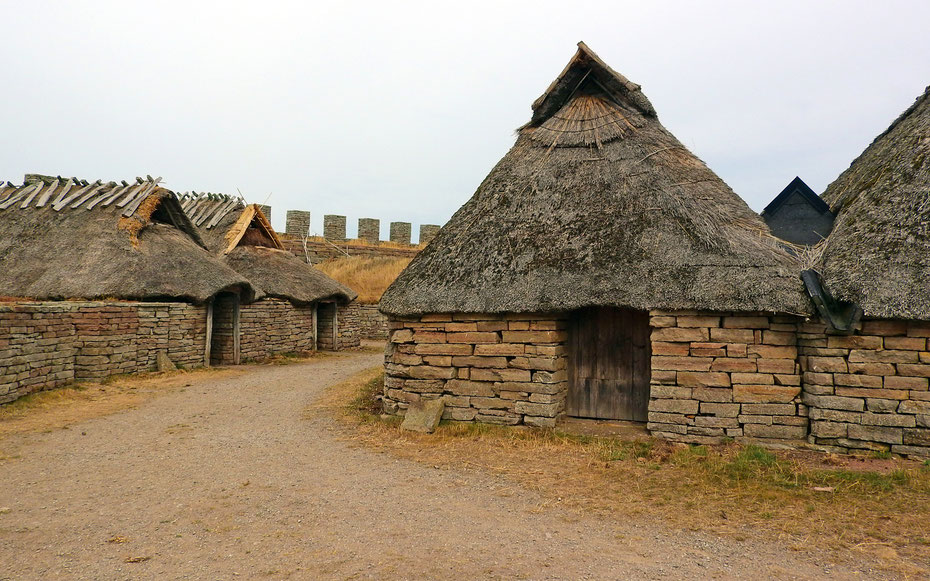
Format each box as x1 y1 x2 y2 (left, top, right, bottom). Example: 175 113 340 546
1 301 208 404
358 304 388 339
239 298 316 360
383 314 569 427
0 303 76 403
800 318 930 457
647 311 804 444
316 302 361 350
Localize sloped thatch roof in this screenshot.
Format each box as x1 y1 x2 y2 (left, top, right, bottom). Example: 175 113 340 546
0 175 253 302
818 85 930 319
181 193 357 304
381 43 807 316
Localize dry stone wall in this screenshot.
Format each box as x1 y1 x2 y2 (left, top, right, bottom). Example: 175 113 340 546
239 298 316 360
800 318 930 457
358 304 388 339
383 314 569 427
647 311 805 444
1 301 208 404
316 302 361 350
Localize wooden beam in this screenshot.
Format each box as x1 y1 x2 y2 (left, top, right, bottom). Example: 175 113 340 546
312 303 318 351
222 205 257 254
233 293 241 365
204 299 214 367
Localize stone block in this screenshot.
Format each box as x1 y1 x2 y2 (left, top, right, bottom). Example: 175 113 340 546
676 315 720 328
723 316 769 329
323 214 346 240
897 364 930 378
827 335 883 350
677 371 730 387
848 349 918 364
471 368 531 382
650 398 699 414
475 413 521 425
471 397 511 410
809 407 862 423
898 400 930 415
447 332 499 344
401 398 445 433
861 413 915 428
890 445 930 458
733 384 800 403
445 380 496 397
749 345 798 359
648 411 691 425
757 359 796 374
514 401 561 417
650 384 692 399
407 366 455 380
866 398 901 413
847 362 896 376
404 380 446 393
650 316 677 328
443 407 478 421
710 358 757 372
744 423 807 439
774 374 801 386
524 415 558 428
811 421 848 439
444 322 478 332
861 320 907 336
652 327 708 342
475 321 508 332
652 356 713 372
710 328 755 343
415 343 473 356
423 356 452 367
806 356 847 373
389 221 411 245
451 356 507 368
731 372 774 385
497 381 563 395
500 330 566 344
835 387 908 400
763 331 796 346
694 415 739 428
699 402 740 417
833 374 883 388
885 376 929 390
471 343 524 357
651 370 677 384
741 403 796 415
648 422 688 435
418 224 441 245
738 414 773 425
884 337 926 351
847 424 902 444
692 387 733 402
803 371 834 385
802 393 864 411
533 370 567 384
653 341 690 356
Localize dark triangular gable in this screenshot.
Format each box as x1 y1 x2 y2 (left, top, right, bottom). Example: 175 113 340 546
761 176 831 218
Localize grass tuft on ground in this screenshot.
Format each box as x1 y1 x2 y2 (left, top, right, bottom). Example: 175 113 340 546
311 368 930 576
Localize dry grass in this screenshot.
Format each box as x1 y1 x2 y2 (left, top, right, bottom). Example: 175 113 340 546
313 368 930 577
314 256 411 303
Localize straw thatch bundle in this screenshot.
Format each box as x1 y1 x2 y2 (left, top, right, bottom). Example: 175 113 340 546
818 85 930 319
0 175 252 302
381 43 807 316
182 193 357 304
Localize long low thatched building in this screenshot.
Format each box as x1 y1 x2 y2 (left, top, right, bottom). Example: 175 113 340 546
379 44 930 458
180 192 360 360
0 175 254 403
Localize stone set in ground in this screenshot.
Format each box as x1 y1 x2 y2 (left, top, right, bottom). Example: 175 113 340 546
384 311 930 458
383 314 569 428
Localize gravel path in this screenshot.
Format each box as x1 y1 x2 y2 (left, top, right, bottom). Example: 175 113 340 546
0 351 880 580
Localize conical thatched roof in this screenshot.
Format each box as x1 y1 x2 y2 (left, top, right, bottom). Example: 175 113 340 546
0 175 253 303
381 43 807 316
818 85 930 319
181 193 357 304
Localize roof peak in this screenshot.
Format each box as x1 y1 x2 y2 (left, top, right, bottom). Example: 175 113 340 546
527 42 656 128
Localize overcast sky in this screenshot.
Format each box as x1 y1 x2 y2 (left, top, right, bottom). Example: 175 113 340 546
2 1 928 240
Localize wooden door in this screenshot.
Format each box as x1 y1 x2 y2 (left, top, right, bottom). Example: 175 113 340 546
566 307 651 421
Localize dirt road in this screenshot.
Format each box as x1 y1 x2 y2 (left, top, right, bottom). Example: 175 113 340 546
0 351 879 579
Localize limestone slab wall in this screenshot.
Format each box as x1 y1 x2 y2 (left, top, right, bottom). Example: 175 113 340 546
383 314 569 427
358 304 388 339
800 318 930 457
239 298 316 360
1 301 208 404
317 302 361 350
647 311 805 444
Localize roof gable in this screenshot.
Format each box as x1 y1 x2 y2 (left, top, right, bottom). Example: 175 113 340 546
761 176 831 217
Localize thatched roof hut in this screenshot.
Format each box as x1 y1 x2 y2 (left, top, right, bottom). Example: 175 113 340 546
381 43 806 316
180 193 356 304
817 86 930 320
0 175 252 302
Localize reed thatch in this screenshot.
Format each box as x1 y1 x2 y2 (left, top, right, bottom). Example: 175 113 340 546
0 175 253 302
182 193 357 304
381 43 807 316
818 85 930 320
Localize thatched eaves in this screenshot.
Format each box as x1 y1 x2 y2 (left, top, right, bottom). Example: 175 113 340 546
0 175 253 303
183 192 357 304
817 85 930 319
381 44 807 317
